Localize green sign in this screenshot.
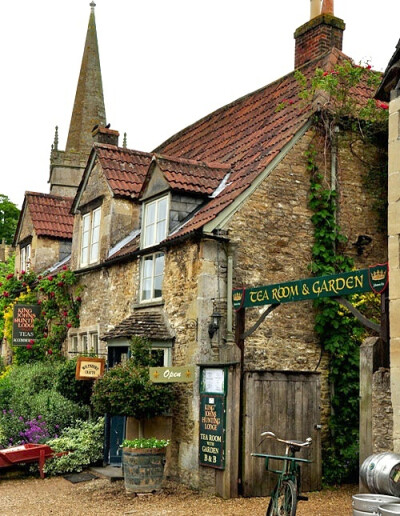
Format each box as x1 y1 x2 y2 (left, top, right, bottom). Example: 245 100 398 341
233 263 388 310
199 394 225 469
12 304 41 346
149 366 195 383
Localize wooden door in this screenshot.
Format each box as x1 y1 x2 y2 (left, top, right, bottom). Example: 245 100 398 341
242 371 321 497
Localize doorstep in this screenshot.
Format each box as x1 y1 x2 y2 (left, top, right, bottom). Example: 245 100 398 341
89 465 123 482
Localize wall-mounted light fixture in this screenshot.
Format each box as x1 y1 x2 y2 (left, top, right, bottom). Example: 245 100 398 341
208 311 222 339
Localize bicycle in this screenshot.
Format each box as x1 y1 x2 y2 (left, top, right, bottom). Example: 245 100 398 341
251 431 312 516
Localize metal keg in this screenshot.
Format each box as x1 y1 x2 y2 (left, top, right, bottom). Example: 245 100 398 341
379 503 400 515
360 453 400 496
353 494 400 515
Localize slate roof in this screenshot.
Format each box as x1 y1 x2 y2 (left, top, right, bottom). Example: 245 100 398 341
93 146 229 199
153 49 378 241
102 311 174 341
16 192 74 242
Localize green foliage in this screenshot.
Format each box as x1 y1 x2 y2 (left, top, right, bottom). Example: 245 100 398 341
44 418 104 475
0 194 20 245
91 337 175 420
121 437 169 449
0 266 82 363
55 357 93 406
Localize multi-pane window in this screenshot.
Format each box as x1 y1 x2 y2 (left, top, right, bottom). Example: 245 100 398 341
81 334 88 354
20 244 31 271
90 332 99 354
142 196 168 248
140 252 164 302
71 335 78 354
80 207 101 266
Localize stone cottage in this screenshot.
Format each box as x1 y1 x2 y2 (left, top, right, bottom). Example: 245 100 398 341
12 0 388 498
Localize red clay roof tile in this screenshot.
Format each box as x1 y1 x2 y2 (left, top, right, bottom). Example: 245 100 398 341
25 192 74 239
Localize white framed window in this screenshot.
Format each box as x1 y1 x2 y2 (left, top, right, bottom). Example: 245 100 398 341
80 207 101 267
71 335 78 354
151 346 172 366
140 252 164 302
142 196 168 249
20 244 31 271
80 333 88 354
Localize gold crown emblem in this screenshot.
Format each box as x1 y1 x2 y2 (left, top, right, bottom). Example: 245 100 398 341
233 292 243 302
371 269 386 281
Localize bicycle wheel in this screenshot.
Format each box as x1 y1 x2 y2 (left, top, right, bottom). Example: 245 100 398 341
266 479 297 516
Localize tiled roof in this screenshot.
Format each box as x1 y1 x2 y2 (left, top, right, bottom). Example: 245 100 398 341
94 145 229 199
24 192 74 239
102 311 174 341
153 49 378 241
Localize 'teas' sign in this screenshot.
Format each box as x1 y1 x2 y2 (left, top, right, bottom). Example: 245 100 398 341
12 304 41 346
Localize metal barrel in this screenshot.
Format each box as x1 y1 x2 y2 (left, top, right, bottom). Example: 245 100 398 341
379 503 400 515
353 494 400 514
360 453 400 496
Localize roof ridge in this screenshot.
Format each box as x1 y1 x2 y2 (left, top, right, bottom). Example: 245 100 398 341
25 191 74 201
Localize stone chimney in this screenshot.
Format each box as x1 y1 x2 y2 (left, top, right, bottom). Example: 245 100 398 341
92 126 120 146
294 0 345 69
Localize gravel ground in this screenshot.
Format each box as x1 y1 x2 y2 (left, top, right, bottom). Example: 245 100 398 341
0 473 357 515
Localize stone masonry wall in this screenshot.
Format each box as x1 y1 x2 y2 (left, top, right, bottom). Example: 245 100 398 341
372 368 393 453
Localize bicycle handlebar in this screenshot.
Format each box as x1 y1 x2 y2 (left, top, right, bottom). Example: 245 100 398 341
260 431 312 448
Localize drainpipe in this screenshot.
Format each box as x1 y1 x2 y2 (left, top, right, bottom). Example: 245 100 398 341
331 126 339 240
227 252 233 337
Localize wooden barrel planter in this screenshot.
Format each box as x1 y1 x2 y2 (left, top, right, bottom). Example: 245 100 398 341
122 447 166 494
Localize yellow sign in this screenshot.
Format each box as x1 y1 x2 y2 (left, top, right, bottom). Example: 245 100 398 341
149 366 195 383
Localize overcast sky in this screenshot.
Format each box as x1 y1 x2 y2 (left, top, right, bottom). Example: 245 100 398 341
1 0 399 208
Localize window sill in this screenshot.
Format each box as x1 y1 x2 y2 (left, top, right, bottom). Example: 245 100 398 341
133 300 164 309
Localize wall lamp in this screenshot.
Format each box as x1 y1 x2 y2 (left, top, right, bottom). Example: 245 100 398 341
208 311 222 339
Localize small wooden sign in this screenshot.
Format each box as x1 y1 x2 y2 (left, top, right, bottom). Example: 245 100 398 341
149 366 195 383
75 357 105 380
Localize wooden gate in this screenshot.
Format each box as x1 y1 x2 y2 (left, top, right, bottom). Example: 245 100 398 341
242 371 321 497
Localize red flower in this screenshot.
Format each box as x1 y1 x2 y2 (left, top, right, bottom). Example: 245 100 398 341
20 270 26 275
76 296 82 303
29 339 35 345
57 281 64 287
0 283 2 287
38 300 42 305
6 274 13 280
42 311 46 316
38 275 42 280
67 323 72 328
366 64 372 70
43 333 48 338
47 275 53 281
62 265 68 271
63 311 68 317
323 71 329 76
3 292 9 298
26 344 32 350
47 349 53 355
22 282 27 287
49 292 55 298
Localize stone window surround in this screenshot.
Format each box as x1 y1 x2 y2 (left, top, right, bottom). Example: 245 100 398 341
68 325 102 356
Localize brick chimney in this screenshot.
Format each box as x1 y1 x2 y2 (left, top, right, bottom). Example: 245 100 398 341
92 126 120 146
294 0 345 69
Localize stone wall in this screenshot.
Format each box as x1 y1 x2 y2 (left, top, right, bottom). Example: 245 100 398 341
372 368 393 453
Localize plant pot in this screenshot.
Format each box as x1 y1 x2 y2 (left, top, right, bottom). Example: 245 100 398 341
122 447 166 494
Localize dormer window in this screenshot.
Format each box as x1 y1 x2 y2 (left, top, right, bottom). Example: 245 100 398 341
80 206 101 267
142 196 168 248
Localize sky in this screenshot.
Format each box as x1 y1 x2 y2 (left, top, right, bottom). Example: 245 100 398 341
1 0 399 209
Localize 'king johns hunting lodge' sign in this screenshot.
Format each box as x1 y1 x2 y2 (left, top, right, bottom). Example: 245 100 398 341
233 264 388 310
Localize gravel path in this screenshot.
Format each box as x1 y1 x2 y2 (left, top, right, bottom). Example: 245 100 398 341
0 474 356 515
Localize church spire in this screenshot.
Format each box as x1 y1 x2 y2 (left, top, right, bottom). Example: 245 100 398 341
65 1 106 155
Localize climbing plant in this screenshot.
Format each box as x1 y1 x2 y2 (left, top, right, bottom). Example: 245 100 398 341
300 60 387 484
1 265 82 364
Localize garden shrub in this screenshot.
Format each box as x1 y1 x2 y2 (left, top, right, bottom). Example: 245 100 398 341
55 358 93 406
0 411 52 448
8 362 61 399
44 418 104 475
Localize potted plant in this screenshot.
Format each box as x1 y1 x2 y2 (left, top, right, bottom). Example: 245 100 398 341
120 437 169 493
91 336 175 492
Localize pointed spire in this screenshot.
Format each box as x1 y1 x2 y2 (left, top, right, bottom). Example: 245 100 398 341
65 2 106 155
123 132 127 149
53 126 59 151
321 0 334 15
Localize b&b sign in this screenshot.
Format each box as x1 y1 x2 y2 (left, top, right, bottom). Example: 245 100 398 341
233 263 388 310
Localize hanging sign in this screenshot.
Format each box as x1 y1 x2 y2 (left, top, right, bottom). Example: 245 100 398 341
149 366 195 383
75 357 105 380
233 263 388 310
12 304 41 347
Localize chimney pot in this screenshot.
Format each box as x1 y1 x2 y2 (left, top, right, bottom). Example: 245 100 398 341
321 0 334 15
92 126 120 146
310 0 321 19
